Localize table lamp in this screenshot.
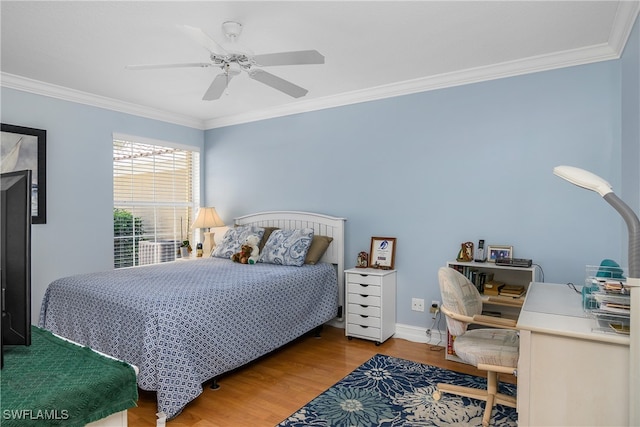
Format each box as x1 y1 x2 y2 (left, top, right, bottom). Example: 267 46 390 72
554 165 639 425
192 207 225 257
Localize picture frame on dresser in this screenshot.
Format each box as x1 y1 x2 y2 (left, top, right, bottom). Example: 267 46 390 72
486 245 512 262
370 237 396 270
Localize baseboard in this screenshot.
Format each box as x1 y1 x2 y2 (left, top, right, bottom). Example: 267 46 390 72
393 323 445 346
325 320 445 346
326 318 344 329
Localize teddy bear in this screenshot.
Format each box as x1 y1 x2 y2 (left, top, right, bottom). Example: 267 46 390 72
244 234 261 264
456 241 474 262
231 244 253 264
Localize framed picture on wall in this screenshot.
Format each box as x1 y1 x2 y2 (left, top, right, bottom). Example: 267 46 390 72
487 245 513 263
370 237 396 270
1 124 47 224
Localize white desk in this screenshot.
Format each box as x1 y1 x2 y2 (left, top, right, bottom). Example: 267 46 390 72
516 282 629 426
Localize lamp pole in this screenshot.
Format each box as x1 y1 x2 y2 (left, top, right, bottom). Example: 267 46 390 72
554 166 638 425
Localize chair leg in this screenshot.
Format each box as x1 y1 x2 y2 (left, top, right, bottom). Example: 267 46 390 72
483 391 496 427
434 370 516 427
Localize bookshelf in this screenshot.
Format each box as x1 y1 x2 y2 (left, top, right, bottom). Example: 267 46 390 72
445 260 538 363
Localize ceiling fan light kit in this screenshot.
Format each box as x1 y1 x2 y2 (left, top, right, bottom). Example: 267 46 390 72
126 21 324 101
222 21 242 40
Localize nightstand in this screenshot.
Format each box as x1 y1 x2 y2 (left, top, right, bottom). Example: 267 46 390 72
176 254 206 261
345 268 397 345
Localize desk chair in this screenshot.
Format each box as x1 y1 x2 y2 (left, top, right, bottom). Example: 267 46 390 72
433 267 519 427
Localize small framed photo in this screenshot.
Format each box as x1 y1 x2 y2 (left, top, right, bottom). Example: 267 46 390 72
356 251 369 268
487 245 513 263
370 237 396 270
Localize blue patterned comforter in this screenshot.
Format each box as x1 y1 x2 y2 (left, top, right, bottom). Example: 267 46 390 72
38 258 338 419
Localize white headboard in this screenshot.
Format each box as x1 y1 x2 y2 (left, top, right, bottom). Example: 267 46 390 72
234 211 346 320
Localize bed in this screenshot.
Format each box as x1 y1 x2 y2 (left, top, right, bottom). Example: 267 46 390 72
38 211 346 420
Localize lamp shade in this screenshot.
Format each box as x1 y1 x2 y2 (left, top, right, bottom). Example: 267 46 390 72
192 207 225 229
553 165 613 197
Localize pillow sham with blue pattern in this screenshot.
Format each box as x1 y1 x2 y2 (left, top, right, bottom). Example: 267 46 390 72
259 228 314 266
211 225 265 259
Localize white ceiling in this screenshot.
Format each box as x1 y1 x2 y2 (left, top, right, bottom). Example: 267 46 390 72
1 1 639 129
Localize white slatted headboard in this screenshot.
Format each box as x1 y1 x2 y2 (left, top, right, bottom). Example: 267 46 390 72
234 211 346 320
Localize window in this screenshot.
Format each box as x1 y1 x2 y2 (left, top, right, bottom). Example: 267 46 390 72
113 136 200 268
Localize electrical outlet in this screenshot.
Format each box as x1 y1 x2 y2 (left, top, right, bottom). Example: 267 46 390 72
430 301 440 314
411 298 425 312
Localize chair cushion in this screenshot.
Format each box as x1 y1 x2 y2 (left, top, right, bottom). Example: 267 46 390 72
453 328 519 369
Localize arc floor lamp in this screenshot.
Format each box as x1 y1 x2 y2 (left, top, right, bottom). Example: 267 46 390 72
554 165 638 425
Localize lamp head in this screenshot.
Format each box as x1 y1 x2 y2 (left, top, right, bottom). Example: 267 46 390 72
553 165 613 197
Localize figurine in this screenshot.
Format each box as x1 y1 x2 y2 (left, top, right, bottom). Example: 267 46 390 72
456 241 474 262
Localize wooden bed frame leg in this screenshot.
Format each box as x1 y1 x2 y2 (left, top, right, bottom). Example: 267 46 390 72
314 325 323 338
210 378 220 390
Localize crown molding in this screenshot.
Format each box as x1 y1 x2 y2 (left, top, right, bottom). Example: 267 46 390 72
609 0 640 54
3 7 635 133
204 42 620 129
0 73 205 130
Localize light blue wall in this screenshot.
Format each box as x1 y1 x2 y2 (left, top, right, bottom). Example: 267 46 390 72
2 16 637 330
205 59 630 328
0 89 203 323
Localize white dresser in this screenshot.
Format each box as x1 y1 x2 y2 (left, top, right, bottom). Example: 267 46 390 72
345 268 396 345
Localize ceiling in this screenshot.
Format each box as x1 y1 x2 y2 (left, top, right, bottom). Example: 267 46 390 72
1 1 639 129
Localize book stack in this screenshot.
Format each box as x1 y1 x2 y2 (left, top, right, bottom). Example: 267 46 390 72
483 280 504 296
499 284 526 297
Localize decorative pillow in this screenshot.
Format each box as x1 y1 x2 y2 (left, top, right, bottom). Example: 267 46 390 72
211 225 265 259
259 228 314 266
305 235 334 265
259 227 279 252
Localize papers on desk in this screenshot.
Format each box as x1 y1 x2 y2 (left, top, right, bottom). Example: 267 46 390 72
598 302 631 314
584 276 631 335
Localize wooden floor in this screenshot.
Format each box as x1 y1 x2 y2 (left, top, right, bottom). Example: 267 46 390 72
128 326 516 427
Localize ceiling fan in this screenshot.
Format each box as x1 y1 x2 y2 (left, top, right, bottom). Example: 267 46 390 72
126 21 324 100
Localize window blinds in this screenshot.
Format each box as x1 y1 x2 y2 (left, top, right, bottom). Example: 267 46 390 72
113 138 199 268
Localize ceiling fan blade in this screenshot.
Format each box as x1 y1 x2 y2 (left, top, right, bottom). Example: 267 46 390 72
125 62 211 70
202 69 240 101
179 25 228 56
248 69 308 98
253 50 325 67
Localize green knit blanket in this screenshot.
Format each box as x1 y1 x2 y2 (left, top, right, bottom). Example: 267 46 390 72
1 326 138 426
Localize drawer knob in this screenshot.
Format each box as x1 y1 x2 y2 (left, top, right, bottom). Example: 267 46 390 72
359 315 368 318
359 284 369 287
359 274 369 277
360 294 368 298
360 304 369 308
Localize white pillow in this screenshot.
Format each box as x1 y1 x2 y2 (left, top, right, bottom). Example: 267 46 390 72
259 228 314 266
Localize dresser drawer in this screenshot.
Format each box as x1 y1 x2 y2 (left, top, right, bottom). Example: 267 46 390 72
347 282 381 296
348 303 381 317
346 273 381 286
347 323 381 340
347 293 381 307
348 313 381 328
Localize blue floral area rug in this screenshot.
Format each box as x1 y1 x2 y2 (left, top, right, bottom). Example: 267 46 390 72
277 354 517 427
